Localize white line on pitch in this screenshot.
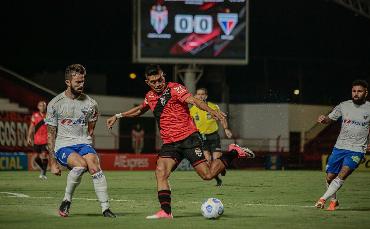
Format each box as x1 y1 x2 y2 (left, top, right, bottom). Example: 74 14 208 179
0 192 30 198
0 192 133 202
0 192 313 208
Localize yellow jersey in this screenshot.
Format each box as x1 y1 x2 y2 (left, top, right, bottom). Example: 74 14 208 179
190 102 219 134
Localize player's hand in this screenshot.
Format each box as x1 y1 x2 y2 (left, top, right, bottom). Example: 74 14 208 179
211 110 226 122
317 115 327 124
106 116 117 129
224 128 233 139
26 137 32 146
50 163 61 176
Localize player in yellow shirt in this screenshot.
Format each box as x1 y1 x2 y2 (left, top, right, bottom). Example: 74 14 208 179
190 88 233 186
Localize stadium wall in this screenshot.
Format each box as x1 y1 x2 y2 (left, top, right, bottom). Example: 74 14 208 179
88 95 332 152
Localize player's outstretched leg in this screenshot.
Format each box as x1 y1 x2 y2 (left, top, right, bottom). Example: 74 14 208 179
59 166 86 217
315 166 353 210
146 158 175 219
215 175 223 186
325 177 339 211
315 177 344 209
195 144 255 181
83 153 116 218
56 151 87 217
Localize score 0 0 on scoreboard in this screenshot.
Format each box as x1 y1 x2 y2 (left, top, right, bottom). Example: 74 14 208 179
133 0 249 65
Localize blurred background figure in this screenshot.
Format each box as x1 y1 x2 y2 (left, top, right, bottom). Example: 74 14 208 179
131 123 145 154
27 101 48 180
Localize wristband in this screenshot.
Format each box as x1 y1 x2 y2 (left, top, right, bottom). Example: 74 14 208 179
115 113 123 119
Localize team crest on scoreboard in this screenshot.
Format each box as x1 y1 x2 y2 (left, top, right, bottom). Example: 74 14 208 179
147 5 171 39
217 13 238 40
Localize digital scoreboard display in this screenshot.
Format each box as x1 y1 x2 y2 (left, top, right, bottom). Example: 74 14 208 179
133 0 249 65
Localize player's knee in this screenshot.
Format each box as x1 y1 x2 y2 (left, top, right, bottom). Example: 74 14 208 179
87 166 101 175
155 166 170 180
204 174 213 180
199 172 213 180
75 159 88 168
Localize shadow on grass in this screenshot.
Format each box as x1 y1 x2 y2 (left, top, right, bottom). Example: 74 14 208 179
72 212 133 217
174 213 264 219
336 208 370 212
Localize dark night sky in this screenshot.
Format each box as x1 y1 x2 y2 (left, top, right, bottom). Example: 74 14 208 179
1 0 370 105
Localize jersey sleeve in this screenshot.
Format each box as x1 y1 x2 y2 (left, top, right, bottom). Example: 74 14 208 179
88 100 99 122
45 102 58 127
328 104 342 121
141 94 150 110
172 83 192 102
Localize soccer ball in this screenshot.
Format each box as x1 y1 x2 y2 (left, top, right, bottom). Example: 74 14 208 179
201 198 224 219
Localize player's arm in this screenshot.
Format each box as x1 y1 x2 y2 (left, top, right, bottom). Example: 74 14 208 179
26 117 35 146
185 96 226 122
47 125 61 176
317 115 333 124
212 105 233 138
220 116 233 139
319 104 342 124
106 104 149 129
88 121 96 138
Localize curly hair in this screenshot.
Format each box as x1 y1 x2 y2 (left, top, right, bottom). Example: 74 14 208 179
65 64 86 80
352 79 368 89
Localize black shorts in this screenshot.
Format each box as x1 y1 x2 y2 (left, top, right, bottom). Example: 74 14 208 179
159 132 207 168
34 144 48 154
201 132 221 153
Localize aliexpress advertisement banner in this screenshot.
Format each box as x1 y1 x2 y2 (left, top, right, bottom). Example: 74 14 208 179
99 153 157 171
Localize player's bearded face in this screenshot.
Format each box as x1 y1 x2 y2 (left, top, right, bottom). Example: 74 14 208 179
146 73 166 93
352 85 367 105
66 73 85 95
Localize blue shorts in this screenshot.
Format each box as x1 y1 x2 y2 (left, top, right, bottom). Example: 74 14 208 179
55 144 96 167
326 147 364 174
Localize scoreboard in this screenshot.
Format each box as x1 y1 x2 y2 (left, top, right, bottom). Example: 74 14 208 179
133 0 249 65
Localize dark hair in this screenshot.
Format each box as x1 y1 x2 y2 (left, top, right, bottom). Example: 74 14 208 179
352 79 368 89
65 64 86 80
196 88 208 95
145 64 162 78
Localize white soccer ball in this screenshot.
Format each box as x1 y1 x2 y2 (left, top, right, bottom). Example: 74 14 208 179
201 198 224 219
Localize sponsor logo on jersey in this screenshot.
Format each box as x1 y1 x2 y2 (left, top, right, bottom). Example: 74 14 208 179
342 119 368 127
150 5 168 34
352 155 361 164
195 147 202 157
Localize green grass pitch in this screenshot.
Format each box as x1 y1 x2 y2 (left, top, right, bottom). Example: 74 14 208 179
1 170 370 229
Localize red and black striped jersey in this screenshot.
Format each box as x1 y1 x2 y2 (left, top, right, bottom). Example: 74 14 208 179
142 82 198 144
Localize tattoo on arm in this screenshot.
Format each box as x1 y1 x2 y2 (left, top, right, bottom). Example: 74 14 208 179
47 125 57 163
88 121 96 137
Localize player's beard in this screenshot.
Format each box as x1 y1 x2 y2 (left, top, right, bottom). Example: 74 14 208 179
352 95 366 105
71 86 83 97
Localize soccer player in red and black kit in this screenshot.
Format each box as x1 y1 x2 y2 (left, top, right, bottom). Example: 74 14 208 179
106 65 254 219
27 101 49 180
